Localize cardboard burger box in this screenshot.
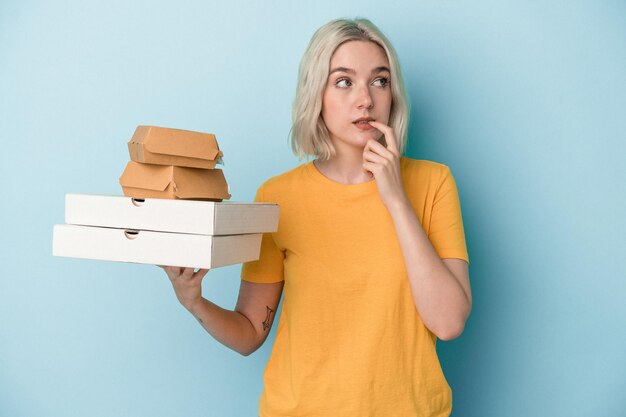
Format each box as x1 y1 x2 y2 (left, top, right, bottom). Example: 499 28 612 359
119 161 231 201
52 194 280 269
128 125 223 169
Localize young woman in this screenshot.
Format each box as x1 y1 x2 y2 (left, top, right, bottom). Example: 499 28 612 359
162 18 471 417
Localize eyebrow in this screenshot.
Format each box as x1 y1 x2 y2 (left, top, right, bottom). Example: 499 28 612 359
329 66 391 75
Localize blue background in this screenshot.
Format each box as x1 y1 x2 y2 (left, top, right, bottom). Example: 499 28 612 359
1 1 625 416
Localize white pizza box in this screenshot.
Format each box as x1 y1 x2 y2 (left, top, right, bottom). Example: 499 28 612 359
52 224 263 269
64 193 279 235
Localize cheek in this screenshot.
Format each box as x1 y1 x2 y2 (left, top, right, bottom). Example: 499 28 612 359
323 91 341 108
376 90 392 106
377 92 392 121
321 93 344 123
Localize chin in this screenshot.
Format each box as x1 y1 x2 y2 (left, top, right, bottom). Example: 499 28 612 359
359 130 384 143
354 136 380 149
330 130 382 150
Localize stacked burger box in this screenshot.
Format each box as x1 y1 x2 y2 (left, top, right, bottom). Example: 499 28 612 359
53 126 279 269
120 126 231 201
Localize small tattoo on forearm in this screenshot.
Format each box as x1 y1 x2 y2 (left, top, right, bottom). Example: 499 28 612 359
262 306 275 331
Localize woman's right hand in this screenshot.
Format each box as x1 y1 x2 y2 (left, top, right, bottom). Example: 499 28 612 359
159 266 210 311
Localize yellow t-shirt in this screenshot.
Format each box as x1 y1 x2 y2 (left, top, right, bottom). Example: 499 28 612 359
241 157 469 417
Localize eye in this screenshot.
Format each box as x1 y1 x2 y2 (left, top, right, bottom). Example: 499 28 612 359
372 77 390 88
335 78 352 88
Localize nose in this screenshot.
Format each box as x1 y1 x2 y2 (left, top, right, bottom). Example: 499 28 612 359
356 84 374 109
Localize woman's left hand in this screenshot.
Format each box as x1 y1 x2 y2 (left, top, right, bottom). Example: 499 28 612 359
362 121 409 210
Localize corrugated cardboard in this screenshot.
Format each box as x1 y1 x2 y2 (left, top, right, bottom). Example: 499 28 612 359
53 224 262 269
64 193 279 235
127 125 223 169
119 161 231 201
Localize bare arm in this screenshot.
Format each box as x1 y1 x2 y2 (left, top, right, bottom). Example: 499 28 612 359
386 201 472 340
161 266 284 356
363 121 472 341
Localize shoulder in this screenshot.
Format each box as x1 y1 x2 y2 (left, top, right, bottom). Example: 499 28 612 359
256 163 310 200
400 157 449 172
400 157 453 185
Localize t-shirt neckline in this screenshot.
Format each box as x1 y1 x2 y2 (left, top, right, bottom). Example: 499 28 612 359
305 161 377 196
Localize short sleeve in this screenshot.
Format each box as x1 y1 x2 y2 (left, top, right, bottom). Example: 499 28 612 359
240 184 285 283
428 166 469 264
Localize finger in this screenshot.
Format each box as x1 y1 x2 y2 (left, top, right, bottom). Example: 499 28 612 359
364 139 394 159
362 161 381 175
367 121 396 150
193 269 210 281
364 139 393 156
367 121 399 153
361 162 375 178
162 265 185 280
363 149 387 164
181 267 195 279
160 265 175 277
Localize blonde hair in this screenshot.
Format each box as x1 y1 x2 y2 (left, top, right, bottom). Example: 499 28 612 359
291 18 410 160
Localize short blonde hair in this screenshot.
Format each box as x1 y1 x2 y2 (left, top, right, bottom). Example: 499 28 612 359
291 18 410 160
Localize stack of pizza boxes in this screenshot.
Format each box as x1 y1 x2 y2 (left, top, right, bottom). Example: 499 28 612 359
53 126 279 269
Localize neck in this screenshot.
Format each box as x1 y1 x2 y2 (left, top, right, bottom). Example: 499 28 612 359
314 143 372 185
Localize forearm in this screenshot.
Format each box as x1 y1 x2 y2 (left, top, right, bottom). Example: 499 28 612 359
186 297 260 356
388 199 471 340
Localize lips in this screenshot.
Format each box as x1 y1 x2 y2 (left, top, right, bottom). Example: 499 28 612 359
353 117 374 125
353 117 375 131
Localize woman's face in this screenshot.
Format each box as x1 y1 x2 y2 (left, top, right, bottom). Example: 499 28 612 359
321 40 392 153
